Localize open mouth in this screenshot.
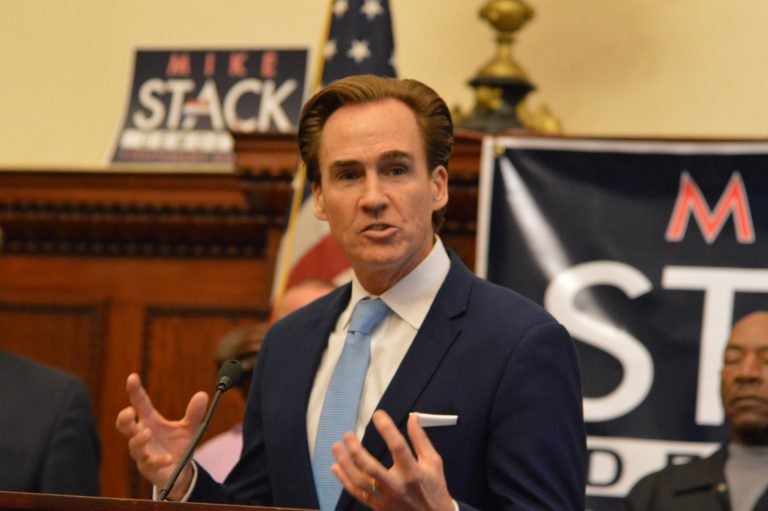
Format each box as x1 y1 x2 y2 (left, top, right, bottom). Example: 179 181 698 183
362 223 394 236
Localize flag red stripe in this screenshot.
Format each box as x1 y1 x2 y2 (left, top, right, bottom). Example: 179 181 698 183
286 234 350 289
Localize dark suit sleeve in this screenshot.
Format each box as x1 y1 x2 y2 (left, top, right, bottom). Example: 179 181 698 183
40 378 101 496
484 321 586 510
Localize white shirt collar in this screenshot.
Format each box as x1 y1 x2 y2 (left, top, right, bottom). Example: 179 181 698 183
346 237 451 330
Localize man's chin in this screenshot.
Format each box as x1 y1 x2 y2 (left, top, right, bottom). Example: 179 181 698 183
354 246 404 268
735 424 768 445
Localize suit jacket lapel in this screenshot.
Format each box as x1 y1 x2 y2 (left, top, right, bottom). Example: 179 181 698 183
371 253 471 452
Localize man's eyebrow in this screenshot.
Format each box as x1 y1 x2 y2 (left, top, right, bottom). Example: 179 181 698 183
379 150 415 162
726 344 768 352
328 159 360 171
327 151 415 171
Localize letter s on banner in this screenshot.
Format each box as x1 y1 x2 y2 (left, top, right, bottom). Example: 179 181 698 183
545 261 654 422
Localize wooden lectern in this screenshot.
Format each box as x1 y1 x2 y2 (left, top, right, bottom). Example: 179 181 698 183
0 491 311 511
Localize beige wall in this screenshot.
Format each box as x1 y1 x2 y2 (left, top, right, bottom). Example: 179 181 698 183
1 0 766 170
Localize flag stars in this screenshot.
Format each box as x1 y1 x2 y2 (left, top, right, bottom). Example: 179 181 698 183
333 0 349 18
360 0 384 21
347 39 371 64
325 39 338 60
323 0 396 79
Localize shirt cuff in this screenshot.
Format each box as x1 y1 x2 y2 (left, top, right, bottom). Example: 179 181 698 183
151 461 199 502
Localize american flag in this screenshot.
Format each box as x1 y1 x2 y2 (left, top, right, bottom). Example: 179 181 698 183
320 0 397 86
271 0 397 304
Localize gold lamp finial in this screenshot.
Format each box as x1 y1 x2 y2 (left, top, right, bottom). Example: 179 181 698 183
475 0 533 81
457 0 536 133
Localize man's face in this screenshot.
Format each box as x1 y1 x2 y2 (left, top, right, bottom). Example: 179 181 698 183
312 98 448 292
721 312 768 444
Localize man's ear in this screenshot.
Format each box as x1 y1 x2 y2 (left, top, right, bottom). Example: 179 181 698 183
431 165 449 210
312 181 327 220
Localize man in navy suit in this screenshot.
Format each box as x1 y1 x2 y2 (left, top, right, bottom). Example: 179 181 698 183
117 75 586 510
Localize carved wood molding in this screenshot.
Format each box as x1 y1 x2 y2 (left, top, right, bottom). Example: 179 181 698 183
0 171 290 259
0 132 482 261
0 201 270 258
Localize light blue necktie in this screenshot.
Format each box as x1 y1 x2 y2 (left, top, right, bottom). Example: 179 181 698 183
312 297 390 510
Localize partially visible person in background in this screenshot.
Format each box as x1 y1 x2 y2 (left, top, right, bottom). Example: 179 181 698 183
0 350 101 495
195 279 336 482
271 278 341 323
625 311 768 511
193 323 267 482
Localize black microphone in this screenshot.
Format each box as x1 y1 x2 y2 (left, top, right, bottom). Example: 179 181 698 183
216 358 244 392
158 359 244 500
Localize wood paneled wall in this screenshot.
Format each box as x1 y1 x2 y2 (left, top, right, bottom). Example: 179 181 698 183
0 131 482 498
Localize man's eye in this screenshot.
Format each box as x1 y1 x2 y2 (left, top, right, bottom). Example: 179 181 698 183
338 171 359 180
388 165 407 176
724 350 743 364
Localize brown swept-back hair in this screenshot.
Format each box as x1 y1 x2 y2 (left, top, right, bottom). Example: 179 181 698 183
297 74 453 231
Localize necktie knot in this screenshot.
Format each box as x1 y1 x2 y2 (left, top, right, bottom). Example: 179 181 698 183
349 298 389 335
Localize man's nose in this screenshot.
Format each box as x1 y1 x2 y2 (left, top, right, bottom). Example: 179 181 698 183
360 174 387 208
735 352 763 381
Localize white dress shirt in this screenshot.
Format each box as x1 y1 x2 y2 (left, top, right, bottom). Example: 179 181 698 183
306 237 451 455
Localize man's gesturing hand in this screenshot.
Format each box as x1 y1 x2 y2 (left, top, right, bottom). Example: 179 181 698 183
331 410 455 511
115 373 208 500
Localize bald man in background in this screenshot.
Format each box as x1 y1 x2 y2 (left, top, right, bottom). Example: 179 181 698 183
626 311 768 511
272 279 339 322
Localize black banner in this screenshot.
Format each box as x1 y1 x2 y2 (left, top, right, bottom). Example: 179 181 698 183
110 48 308 166
476 137 768 509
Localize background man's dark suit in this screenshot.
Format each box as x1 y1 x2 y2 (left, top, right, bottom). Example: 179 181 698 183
626 446 768 511
191 251 586 510
0 350 101 495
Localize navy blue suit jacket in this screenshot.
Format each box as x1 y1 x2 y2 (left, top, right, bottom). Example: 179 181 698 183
191 252 586 510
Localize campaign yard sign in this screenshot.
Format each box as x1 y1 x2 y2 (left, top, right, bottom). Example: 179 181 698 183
110 48 308 167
